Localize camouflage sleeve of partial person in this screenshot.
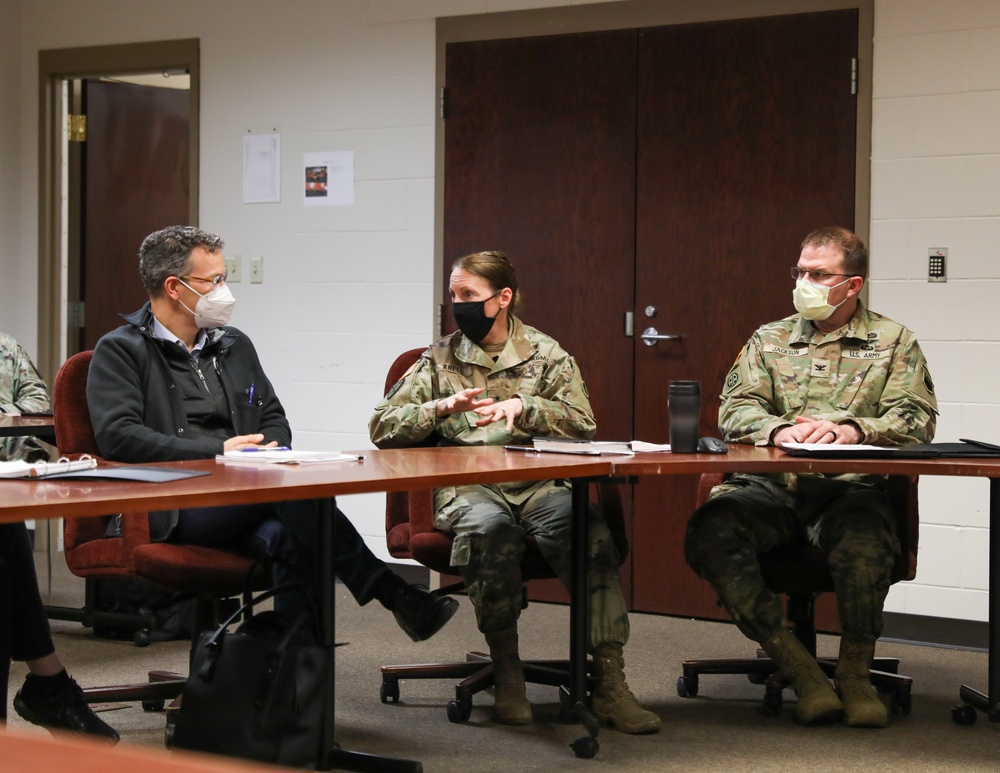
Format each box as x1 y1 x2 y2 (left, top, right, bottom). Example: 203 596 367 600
0 335 52 415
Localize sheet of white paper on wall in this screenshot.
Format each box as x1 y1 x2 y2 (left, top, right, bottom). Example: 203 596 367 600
303 150 355 207
243 133 281 204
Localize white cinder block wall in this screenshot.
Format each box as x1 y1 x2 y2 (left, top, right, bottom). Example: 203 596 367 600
0 0 996 619
870 0 1000 622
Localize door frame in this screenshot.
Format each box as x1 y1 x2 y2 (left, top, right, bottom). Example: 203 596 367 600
36 38 200 382
435 0 873 316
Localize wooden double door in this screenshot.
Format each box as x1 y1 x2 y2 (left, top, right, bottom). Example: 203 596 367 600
443 11 858 623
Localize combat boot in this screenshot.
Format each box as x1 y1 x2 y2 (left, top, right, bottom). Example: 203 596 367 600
590 643 661 734
486 628 532 725
834 637 888 728
760 628 842 724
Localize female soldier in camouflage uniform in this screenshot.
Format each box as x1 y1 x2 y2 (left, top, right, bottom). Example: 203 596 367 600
370 251 659 734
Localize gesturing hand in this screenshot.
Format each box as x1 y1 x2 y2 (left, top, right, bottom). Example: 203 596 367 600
436 388 494 418
473 398 523 431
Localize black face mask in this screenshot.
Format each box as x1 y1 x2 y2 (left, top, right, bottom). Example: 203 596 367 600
452 292 500 343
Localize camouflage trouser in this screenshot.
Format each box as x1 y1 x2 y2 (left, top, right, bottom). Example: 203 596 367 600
684 476 899 644
435 481 629 649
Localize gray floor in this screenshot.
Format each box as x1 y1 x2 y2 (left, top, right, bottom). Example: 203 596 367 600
6 555 1000 772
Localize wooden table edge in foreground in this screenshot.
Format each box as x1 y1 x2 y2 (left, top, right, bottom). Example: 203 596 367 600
0 729 297 773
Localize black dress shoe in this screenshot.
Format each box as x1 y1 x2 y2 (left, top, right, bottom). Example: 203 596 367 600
391 584 459 642
14 678 120 743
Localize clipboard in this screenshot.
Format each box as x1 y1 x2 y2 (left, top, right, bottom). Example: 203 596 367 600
781 440 1000 459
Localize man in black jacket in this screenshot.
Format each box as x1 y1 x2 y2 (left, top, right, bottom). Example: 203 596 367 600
87 225 456 641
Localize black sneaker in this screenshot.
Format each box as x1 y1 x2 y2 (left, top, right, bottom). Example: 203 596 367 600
14 678 120 743
391 584 459 642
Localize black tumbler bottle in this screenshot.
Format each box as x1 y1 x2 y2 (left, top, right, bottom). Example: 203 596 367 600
668 380 701 454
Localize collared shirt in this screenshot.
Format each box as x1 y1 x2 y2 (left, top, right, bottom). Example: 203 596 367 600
150 315 207 358
149 316 229 442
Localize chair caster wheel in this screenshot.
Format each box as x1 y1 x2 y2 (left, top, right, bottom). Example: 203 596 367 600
164 720 176 748
747 672 767 685
380 680 400 704
571 735 599 759
447 697 472 723
761 692 783 716
142 698 165 712
890 690 911 715
134 629 152 647
952 704 977 726
676 675 698 697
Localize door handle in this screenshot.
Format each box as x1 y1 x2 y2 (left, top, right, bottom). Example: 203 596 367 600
640 327 681 347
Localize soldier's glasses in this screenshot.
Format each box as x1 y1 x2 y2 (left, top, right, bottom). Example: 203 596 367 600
181 272 229 286
790 267 857 282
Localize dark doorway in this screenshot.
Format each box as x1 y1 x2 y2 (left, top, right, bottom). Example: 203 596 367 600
37 38 199 382
80 78 191 351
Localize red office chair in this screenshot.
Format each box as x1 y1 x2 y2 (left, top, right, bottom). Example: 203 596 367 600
378 348 628 723
51 350 267 711
676 472 919 716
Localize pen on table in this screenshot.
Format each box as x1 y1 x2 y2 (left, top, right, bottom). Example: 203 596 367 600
239 446 290 452
504 445 539 453
247 383 255 405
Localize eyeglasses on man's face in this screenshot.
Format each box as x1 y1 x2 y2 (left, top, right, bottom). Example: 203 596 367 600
180 272 228 287
790 267 856 283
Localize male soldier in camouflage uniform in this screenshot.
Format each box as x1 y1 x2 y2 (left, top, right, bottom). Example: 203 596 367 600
371 250 659 733
0 332 53 463
684 227 937 728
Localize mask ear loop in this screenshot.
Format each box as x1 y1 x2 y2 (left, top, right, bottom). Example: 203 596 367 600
175 278 202 320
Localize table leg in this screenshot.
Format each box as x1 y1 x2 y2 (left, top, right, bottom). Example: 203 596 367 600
562 478 600 758
955 478 1000 724
318 499 423 773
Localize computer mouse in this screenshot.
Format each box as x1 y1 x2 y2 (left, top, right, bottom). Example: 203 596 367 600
697 436 729 454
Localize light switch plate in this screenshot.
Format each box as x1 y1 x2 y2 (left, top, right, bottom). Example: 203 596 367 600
224 255 241 283
249 255 263 284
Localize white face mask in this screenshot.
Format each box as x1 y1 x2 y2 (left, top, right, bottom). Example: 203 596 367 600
792 277 850 321
178 280 236 328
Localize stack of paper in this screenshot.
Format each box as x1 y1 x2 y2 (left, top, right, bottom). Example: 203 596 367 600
216 449 363 465
526 439 634 455
522 438 674 455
